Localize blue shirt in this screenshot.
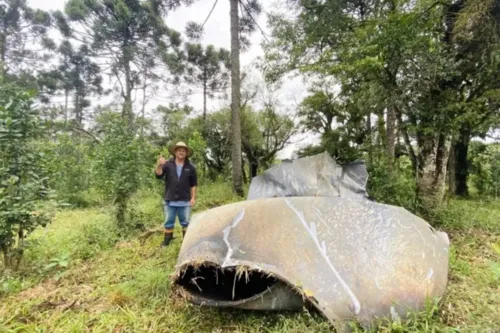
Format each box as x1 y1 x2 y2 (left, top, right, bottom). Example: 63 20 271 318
168 164 190 207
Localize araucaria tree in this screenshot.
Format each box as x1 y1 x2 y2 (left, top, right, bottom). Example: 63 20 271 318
63 0 183 126
183 0 263 196
184 43 230 120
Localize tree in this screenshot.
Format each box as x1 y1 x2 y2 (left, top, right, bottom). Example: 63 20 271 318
38 40 103 126
195 109 233 178
184 43 230 120
154 103 193 144
36 133 95 207
188 130 208 179
183 0 263 195
0 0 51 77
0 82 51 270
469 141 500 198
263 0 500 209
444 0 500 197
62 0 183 126
241 106 296 178
229 0 244 195
93 112 143 226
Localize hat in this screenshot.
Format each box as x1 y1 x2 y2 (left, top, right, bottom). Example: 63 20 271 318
169 141 193 157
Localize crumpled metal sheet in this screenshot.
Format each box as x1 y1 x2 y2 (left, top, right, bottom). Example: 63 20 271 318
173 153 450 329
247 153 369 200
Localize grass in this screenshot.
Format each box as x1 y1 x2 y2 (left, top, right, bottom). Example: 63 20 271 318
0 182 499 332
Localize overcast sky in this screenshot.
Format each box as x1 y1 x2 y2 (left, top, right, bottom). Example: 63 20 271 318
27 0 318 158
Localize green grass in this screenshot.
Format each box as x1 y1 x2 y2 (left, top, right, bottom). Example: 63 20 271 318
0 183 499 332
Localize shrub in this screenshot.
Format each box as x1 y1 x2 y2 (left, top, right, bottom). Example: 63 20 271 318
93 112 143 227
0 84 52 270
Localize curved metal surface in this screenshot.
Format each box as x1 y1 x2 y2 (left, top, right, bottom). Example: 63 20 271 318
173 153 450 328
247 152 368 200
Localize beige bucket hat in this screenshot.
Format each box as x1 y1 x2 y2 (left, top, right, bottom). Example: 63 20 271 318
169 141 193 157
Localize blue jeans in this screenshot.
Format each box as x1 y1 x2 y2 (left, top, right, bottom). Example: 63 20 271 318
163 201 190 231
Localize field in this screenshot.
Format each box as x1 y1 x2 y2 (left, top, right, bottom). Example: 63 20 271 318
0 183 499 333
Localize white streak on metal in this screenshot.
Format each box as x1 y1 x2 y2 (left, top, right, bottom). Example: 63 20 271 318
375 277 381 289
285 199 361 315
310 222 317 239
313 207 335 237
222 209 246 267
321 240 327 255
271 297 277 309
427 268 434 280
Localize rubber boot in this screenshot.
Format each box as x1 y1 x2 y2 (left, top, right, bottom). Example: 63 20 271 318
160 231 173 248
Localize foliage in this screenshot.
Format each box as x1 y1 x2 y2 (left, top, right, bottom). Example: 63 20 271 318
154 103 193 145
93 112 143 226
263 0 500 209
36 134 95 207
468 141 500 198
61 0 183 124
241 106 296 176
183 43 230 118
367 155 417 211
0 0 51 75
37 40 103 125
188 130 208 179
0 83 51 270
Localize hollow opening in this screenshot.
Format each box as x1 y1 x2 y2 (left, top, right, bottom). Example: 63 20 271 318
177 265 278 301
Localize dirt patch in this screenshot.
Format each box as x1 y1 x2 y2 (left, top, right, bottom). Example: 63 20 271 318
18 279 59 300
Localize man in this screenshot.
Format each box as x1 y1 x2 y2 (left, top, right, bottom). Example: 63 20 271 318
155 141 197 247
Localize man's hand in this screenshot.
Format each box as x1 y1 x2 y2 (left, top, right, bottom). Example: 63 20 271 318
190 198 196 207
155 155 166 176
158 156 166 166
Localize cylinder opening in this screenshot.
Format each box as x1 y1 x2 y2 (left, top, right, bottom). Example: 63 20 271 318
177 265 278 301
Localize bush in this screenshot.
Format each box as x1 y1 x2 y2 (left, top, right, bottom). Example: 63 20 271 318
0 84 52 270
93 112 144 227
36 134 96 207
366 155 417 211
469 141 500 198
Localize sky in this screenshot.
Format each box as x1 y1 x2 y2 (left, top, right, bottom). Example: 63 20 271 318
27 0 318 158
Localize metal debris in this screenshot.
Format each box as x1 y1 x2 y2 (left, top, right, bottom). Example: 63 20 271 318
173 152 450 330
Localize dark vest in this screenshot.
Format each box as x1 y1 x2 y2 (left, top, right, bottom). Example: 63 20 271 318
156 158 198 201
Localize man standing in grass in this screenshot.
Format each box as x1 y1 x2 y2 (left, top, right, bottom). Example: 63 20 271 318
155 142 198 247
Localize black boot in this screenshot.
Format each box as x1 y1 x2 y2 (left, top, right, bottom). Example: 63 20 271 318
160 232 173 247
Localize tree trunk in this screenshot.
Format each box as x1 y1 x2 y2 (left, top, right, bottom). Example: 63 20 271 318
2 248 9 270
65 88 70 124
74 90 82 126
396 107 417 176
377 109 386 148
242 158 247 184
116 197 127 227
0 32 6 75
229 0 244 196
203 80 208 121
250 160 258 178
454 126 471 196
386 106 396 173
416 131 451 210
123 59 134 126
447 142 456 194
366 112 372 165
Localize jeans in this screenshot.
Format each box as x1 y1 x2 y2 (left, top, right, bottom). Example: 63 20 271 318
163 201 190 230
